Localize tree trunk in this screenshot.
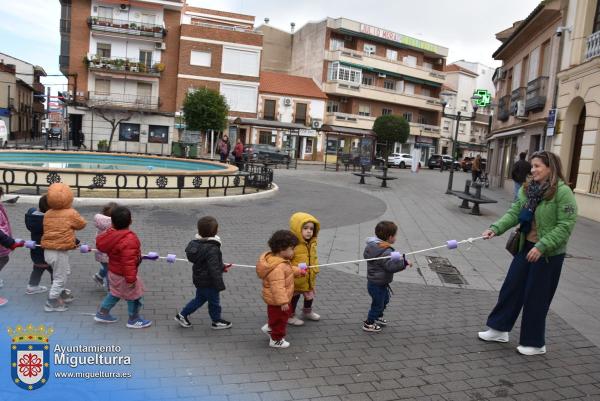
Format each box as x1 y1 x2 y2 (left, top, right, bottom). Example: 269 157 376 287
107 124 117 152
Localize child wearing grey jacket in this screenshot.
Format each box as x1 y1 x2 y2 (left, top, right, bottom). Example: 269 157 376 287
363 221 410 332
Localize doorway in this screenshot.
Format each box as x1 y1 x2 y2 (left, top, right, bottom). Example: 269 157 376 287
569 107 586 189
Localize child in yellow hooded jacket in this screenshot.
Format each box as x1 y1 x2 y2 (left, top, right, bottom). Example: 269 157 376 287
288 212 320 325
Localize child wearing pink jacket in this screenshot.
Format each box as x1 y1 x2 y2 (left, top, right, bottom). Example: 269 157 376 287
92 203 117 290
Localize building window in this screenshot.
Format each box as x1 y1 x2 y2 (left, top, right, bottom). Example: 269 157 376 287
190 50 211 67
141 13 156 29
220 83 258 113
295 103 307 125
423 62 433 70
383 80 395 90
386 49 398 61
263 99 276 120
461 100 468 111
363 43 376 55
443 121 450 131
119 123 140 142
148 125 168 144
137 82 152 105
421 88 431 97
327 62 362 85
418 115 427 124
403 55 417 67
362 75 373 86
96 43 111 58
459 123 465 133
222 47 260 77
358 104 371 116
139 50 153 68
95 79 110 95
330 38 344 50
97 6 113 22
594 0 600 32
404 83 415 95
259 130 274 145
540 41 551 76
326 101 339 113
403 112 412 122
382 108 392 116
305 138 314 154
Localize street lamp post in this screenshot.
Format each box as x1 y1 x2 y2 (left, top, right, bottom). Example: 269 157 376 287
441 96 479 194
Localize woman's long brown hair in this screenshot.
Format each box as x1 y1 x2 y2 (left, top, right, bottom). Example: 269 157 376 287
523 151 567 200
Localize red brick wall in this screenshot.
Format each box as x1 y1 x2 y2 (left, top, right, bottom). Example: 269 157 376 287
159 9 181 113
68 0 92 101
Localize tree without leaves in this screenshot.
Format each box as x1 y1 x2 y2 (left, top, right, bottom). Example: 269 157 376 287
93 108 133 151
372 115 410 166
183 88 229 133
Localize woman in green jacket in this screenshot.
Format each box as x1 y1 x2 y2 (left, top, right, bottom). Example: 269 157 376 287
478 151 577 355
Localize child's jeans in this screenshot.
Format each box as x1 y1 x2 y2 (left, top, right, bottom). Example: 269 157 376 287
367 281 390 322
101 294 143 318
29 264 54 287
0 256 9 273
98 263 109 290
46 250 70 300
181 287 221 321
268 304 291 341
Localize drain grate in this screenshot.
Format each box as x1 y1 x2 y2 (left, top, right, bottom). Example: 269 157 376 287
426 256 468 285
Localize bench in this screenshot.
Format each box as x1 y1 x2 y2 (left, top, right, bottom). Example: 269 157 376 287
352 165 372 184
374 168 397 188
450 180 497 215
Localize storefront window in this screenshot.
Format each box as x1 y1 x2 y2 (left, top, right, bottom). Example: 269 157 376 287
148 125 168 144
119 123 140 142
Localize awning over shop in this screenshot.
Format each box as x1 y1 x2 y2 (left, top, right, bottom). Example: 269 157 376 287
232 117 307 131
319 124 375 137
487 128 525 141
456 141 487 150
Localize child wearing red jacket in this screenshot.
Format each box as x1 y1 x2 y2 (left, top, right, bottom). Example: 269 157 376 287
93 206 152 329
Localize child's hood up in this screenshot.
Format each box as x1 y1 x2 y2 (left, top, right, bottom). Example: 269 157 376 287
289 212 320 241
256 252 289 279
364 236 393 259
47 183 74 210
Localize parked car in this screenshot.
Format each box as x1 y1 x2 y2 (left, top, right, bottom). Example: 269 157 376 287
243 144 291 164
48 127 62 140
428 154 460 170
387 153 421 169
0 120 7 147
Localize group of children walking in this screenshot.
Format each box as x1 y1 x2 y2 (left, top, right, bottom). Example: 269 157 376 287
0 183 411 346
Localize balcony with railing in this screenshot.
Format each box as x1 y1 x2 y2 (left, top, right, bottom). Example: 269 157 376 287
585 30 600 61
32 82 45 95
87 91 160 110
324 112 376 130
497 94 510 122
86 55 164 77
510 87 526 116
88 17 166 39
525 76 549 112
325 48 445 85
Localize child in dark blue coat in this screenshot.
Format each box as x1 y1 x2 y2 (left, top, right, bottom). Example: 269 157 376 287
24 195 53 295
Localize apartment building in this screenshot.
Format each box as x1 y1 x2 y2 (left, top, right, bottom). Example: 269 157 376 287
176 6 262 153
259 18 447 165
0 53 46 140
59 0 183 153
553 0 600 222
487 0 567 190
440 63 493 159
233 71 327 161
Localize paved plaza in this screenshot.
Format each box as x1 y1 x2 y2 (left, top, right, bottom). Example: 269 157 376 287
1 165 600 401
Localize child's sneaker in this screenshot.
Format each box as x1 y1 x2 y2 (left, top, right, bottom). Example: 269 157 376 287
26 285 48 295
302 311 320 321
362 321 382 332
94 312 118 323
375 316 388 326
92 273 104 287
44 299 68 312
287 316 304 326
60 290 75 304
211 319 232 330
269 338 290 348
261 324 272 336
126 317 152 329
0 297 7 306
174 313 192 328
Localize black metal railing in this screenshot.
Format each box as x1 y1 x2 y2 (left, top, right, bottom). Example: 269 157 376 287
525 76 549 113
510 87 526 116
591 169 600 195
0 163 272 199
87 16 166 38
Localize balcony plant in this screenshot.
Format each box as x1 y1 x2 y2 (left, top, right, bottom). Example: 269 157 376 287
138 63 147 73
91 16 98 25
129 22 137 29
97 139 109 152
153 63 165 72
82 56 90 67
113 58 125 69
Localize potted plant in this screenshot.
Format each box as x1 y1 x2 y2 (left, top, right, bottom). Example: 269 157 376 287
82 56 90 67
97 140 109 152
113 58 125 69
129 22 137 30
153 63 165 72
138 63 147 73
91 16 98 25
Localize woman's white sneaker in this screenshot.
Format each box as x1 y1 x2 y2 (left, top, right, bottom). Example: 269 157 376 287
302 311 320 321
287 316 304 326
478 328 509 342
517 345 546 355
26 285 48 295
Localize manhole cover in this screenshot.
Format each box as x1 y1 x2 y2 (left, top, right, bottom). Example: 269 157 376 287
426 255 468 285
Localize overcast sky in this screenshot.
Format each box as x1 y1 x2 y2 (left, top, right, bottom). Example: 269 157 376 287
0 0 541 92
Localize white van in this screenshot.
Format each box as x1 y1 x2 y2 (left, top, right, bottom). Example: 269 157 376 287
0 120 7 147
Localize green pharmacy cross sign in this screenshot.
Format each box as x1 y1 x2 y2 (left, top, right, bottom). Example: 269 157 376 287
473 89 492 107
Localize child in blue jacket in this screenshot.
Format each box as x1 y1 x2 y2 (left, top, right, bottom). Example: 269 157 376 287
24 195 53 295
